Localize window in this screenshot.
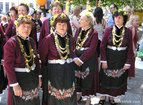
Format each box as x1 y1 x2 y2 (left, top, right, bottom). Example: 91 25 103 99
0 2 3 13
6 2 9 13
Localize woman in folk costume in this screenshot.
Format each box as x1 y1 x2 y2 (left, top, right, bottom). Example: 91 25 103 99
126 15 140 78
38 1 63 46
5 3 37 42
39 1 72 47
74 10 98 105
98 9 133 105
39 13 77 105
0 25 7 94
4 15 42 105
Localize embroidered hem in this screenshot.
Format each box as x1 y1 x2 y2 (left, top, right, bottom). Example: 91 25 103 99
104 69 126 78
48 81 75 99
75 67 90 79
20 87 39 101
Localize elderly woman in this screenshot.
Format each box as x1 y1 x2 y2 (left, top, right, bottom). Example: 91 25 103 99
39 13 76 105
39 2 63 46
98 10 133 105
5 3 37 43
74 10 98 105
126 15 140 78
123 6 132 20
5 3 29 41
4 15 42 105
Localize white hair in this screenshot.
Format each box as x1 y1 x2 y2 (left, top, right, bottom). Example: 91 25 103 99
126 15 140 28
123 6 131 11
80 10 95 26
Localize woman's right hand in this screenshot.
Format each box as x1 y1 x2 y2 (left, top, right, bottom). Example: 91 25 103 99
13 85 22 96
102 62 108 69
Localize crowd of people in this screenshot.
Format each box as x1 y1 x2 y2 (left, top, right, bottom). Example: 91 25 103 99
0 1 141 105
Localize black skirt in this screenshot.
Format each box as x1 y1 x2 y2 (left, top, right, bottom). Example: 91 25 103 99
0 66 8 94
10 68 40 105
100 48 128 89
75 49 97 91
43 62 77 105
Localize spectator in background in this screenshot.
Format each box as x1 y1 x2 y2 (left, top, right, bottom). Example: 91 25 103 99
93 7 107 57
9 7 18 20
6 12 11 23
71 5 82 36
107 4 118 27
123 6 132 20
1 16 8 33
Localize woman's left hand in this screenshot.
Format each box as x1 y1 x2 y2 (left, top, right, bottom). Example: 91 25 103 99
39 77 42 88
74 59 82 66
123 65 130 70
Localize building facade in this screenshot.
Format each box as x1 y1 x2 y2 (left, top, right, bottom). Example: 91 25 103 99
0 0 37 14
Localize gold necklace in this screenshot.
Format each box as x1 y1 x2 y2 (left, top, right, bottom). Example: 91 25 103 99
76 28 92 50
112 26 125 47
16 35 36 70
54 33 70 60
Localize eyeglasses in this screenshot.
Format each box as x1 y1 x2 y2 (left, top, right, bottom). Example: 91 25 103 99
52 8 62 11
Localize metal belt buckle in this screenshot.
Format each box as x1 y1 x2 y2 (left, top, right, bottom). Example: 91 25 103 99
25 68 30 73
60 60 65 65
117 47 121 51
112 46 116 50
67 59 71 63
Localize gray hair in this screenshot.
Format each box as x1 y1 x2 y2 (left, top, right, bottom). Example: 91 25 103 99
80 10 95 26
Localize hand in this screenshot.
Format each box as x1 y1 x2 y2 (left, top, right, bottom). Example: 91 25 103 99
13 85 22 96
123 65 130 70
134 51 137 57
74 59 82 66
102 62 108 69
39 77 42 88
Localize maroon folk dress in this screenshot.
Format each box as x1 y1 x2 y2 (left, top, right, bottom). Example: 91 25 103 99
128 27 138 77
0 25 7 94
39 32 77 105
99 26 133 96
74 27 99 96
4 35 41 105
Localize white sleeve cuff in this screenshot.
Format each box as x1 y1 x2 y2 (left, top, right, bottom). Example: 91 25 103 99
73 57 84 64
78 58 84 64
100 61 107 63
9 82 19 87
125 64 131 66
39 75 42 78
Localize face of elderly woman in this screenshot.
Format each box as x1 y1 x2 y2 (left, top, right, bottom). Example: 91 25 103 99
125 9 131 17
79 16 90 28
18 6 28 16
132 17 140 28
55 22 67 36
17 23 32 39
114 15 124 27
51 5 63 16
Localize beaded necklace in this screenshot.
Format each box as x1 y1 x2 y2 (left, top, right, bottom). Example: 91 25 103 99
76 28 92 50
54 32 70 60
16 35 36 70
112 25 125 47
